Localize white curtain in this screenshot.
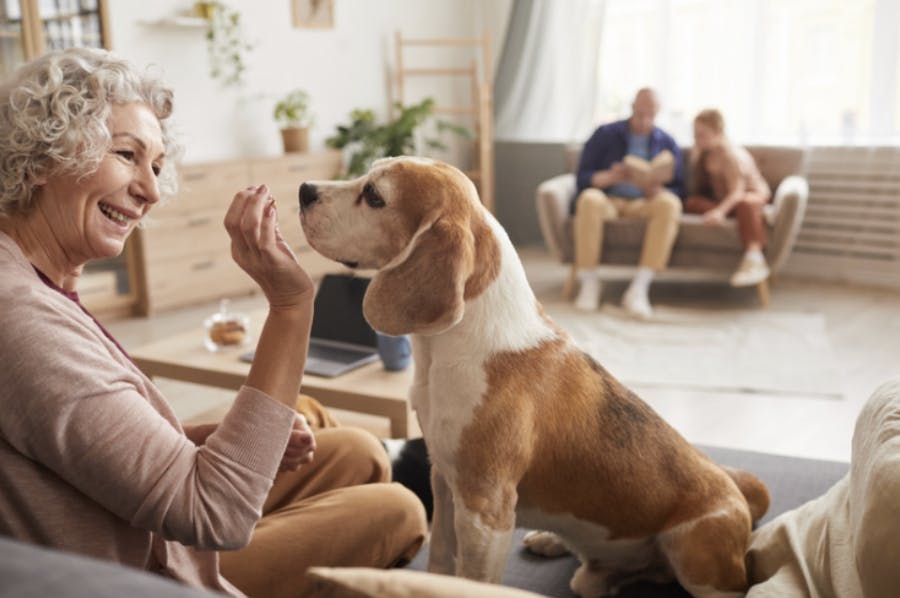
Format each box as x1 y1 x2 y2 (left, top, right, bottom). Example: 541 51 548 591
493 0 606 142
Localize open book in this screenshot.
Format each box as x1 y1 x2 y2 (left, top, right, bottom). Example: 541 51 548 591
623 150 675 188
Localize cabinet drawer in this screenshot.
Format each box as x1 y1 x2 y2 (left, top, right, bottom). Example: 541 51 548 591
249 151 342 181
250 151 342 206
140 208 229 261
144 251 256 312
171 161 251 213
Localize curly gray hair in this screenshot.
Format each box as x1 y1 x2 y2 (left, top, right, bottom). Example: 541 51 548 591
0 47 179 217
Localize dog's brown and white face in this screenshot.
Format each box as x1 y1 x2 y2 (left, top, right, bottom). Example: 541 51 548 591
299 157 499 337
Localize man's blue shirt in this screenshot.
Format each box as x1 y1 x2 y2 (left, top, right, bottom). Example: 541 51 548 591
572 119 684 213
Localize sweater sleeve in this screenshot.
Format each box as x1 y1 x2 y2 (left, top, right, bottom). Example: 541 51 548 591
0 292 296 551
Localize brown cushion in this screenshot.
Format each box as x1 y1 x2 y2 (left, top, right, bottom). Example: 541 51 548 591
307 567 546 598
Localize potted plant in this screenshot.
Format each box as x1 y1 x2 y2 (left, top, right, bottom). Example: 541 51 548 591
326 98 470 178
203 2 253 87
274 89 314 153
193 1 216 19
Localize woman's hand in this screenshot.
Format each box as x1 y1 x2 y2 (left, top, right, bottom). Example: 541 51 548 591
279 413 316 472
591 162 627 189
609 161 627 184
703 207 727 226
224 185 314 309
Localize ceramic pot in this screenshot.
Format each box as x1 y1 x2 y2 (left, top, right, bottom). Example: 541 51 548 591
280 126 309 153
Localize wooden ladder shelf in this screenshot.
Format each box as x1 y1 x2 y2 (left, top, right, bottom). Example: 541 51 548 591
395 32 495 213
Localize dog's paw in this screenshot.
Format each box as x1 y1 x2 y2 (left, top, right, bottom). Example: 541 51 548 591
523 530 570 558
570 563 614 597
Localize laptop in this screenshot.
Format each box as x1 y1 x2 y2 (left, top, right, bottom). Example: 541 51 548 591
240 274 380 377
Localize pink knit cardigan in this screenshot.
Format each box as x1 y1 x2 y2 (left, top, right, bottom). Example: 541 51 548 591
0 231 296 595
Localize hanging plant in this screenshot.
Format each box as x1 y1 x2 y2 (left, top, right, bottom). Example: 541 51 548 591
203 1 253 87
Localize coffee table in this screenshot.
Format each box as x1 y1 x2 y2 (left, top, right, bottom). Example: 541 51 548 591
129 322 415 438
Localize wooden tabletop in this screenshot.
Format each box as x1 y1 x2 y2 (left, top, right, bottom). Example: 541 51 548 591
130 319 415 437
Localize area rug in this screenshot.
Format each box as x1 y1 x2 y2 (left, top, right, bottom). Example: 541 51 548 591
546 303 844 399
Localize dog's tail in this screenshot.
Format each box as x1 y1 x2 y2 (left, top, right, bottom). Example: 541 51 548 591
722 466 770 522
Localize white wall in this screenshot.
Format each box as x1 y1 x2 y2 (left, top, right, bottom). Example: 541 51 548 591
107 0 506 164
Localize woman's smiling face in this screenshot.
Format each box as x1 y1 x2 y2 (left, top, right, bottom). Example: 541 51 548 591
34 102 165 265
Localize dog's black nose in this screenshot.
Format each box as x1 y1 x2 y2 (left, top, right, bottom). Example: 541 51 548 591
299 183 319 209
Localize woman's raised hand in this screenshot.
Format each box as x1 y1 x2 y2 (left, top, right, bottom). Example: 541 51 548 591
224 184 314 309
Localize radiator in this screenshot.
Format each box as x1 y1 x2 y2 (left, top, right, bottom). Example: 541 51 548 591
783 146 900 289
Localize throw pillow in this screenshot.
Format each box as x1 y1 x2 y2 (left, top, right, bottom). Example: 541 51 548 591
307 567 547 598
746 378 900 597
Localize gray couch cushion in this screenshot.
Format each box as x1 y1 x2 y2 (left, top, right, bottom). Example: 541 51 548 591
406 446 849 597
0 537 217 598
0 447 847 598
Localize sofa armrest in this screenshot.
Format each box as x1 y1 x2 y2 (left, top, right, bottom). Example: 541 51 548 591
535 173 576 263
764 175 809 274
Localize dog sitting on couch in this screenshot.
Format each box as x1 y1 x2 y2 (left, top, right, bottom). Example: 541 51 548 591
298 157 769 598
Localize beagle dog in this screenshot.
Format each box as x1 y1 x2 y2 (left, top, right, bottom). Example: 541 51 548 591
298 157 770 597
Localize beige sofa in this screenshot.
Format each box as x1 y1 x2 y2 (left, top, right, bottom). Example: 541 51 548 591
535 145 809 305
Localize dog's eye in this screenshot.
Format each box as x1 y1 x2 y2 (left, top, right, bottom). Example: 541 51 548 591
360 183 386 209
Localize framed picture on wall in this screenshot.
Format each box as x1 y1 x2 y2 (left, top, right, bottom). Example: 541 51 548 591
292 0 334 29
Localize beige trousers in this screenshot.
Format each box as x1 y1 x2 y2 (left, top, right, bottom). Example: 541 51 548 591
573 187 682 271
219 398 427 598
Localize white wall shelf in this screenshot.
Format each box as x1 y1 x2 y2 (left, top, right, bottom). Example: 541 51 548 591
139 16 207 29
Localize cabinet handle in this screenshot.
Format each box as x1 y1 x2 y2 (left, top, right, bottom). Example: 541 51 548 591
288 164 311 172
191 260 215 271
183 172 209 182
187 217 212 227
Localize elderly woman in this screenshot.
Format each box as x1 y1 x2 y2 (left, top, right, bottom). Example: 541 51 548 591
688 108 772 287
0 48 425 597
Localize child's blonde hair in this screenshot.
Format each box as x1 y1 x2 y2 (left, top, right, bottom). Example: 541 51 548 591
694 108 725 135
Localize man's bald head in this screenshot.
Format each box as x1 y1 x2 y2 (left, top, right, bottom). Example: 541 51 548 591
630 88 660 135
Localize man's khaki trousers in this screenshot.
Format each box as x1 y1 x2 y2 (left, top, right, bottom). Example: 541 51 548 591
572 187 682 272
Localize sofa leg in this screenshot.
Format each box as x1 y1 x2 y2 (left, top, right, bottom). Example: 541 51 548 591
756 279 770 308
562 265 577 300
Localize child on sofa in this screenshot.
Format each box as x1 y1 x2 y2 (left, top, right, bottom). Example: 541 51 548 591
687 108 772 287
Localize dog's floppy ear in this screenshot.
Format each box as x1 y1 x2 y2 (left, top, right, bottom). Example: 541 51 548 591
364 219 472 336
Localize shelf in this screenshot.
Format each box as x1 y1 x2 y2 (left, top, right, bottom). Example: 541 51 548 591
36 11 101 23
139 16 207 29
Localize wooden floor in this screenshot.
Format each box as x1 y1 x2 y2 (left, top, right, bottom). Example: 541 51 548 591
108 247 900 464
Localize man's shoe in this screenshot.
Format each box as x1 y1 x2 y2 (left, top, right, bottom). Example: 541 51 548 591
730 258 770 287
574 276 601 312
622 287 653 320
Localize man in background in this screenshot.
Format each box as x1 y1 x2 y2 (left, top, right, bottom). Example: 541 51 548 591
571 88 684 318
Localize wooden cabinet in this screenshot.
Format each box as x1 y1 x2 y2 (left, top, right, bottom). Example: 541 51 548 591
132 151 342 315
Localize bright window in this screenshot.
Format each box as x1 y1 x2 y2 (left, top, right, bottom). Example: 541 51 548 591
594 0 900 145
